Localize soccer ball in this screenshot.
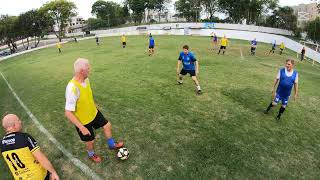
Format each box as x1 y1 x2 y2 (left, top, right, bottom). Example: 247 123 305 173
117 148 129 160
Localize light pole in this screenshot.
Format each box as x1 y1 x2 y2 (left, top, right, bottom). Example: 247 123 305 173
32 22 36 48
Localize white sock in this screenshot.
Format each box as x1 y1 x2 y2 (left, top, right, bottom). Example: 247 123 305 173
197 86 201 90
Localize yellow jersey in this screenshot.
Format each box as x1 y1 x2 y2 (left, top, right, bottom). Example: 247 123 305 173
57 43 61 49
280 43 285 49
221 38 228 46
1 132 47 180
121 36 126 43
69 79 98 125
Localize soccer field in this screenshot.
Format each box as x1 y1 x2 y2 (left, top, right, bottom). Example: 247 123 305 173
0 35 320 179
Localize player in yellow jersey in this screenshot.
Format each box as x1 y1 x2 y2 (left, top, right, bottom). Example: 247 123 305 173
121 34 126 48
1 114 59 180
218 35 228 55
65 58 124 163
57 42 62 53
279 42 285 55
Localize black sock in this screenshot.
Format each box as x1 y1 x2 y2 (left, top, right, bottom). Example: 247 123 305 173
266 102 274 112
277 106 285 118
223 51 225 55
218 50 221 54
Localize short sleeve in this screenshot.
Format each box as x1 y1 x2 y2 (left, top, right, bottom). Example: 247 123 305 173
295 73 299 83
178 53 182 61
25 134 39 153
65 82 79 111
191 53 197 62
276 70 280 79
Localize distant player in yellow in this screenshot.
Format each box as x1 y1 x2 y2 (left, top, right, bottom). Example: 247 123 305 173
121 34 126 48
218 35 228 55
279 42 285 55
1 114 59 180
57 42 62 53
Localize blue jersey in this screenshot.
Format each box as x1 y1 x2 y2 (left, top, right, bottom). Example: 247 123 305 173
251 40 257 46
178 52 197 70
213 35 218 42
276 68 298 97
149 38 155 46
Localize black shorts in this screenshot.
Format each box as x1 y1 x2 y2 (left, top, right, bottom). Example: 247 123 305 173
220 46 226 50
271 47 275 50
44 171 50 180
76 111 108 142
280 48 284 51
122 42 126 46
251 47 256 51
149 45 154 49
180 69 196 77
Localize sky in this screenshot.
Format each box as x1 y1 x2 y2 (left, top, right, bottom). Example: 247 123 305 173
0 0 317 20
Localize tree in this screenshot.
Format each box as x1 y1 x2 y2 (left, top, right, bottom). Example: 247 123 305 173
91 0 127 27
17 10 53 49
305 17 320 43
149 0 171 23
175 0 202 22
202 0 218 20
40 0 77 42
0 15 19 53
266 6 297 31
126 0 147 24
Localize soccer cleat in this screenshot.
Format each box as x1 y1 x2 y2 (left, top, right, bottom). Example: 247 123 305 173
177 81 183 85
263 110 269 114
276 116 281 121
110 141 124 150
197 90 202 95
89 154 102 163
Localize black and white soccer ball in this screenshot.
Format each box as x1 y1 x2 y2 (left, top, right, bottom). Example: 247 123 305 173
117 147 129 160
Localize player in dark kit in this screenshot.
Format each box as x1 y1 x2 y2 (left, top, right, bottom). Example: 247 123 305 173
264 59 299 120
176 45 202 95
1 114 59 180
95 36 100 46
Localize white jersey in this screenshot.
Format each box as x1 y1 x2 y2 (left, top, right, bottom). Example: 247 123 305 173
65 79 88 111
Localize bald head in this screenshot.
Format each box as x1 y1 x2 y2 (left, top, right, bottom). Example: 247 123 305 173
2 114 22 132
74 58 90 76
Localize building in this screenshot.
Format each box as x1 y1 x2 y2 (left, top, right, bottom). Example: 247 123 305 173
53 16 87 33
291 3 319 27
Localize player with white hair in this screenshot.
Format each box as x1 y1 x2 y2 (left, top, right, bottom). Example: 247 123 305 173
65 58 124 163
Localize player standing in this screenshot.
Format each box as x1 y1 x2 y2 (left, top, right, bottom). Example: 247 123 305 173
218 35 228 55
251 38 257 55
1 114 59 180
95 36 100 46
301 47 306 61
65 58 124 163
212 33 218 50
57 42 62 53
148 35 155 56
264 59 299 120
268 40 276 55
176 45 202 95
121 34 126 48
279 42 285 55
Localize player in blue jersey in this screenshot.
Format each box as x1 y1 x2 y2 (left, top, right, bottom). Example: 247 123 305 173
148 35 155 56
268 40 276 55
264 59 299 120
176 45 202 95
250 38 257 55
211 32 218 50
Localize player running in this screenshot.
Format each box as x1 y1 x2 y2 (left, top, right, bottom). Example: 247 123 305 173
1 114 59 180
268 40 276 55
148 35 155 56
279 42 285 55
250 38 257 55
65 58 124 163
264 59 299 120
177 45 202 95
218 35 228 55
300 47 306 61
121 34 126 48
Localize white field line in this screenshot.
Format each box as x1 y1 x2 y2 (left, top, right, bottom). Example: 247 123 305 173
240 48 244 60
0 72 102 180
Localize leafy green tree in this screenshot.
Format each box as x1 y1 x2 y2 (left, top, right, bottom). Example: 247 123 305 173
202 0 218 20
305 17 320 43
40 0 77 42
266 6 297 31
175 0 202 22
0 15 19 53
126 0 147 24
